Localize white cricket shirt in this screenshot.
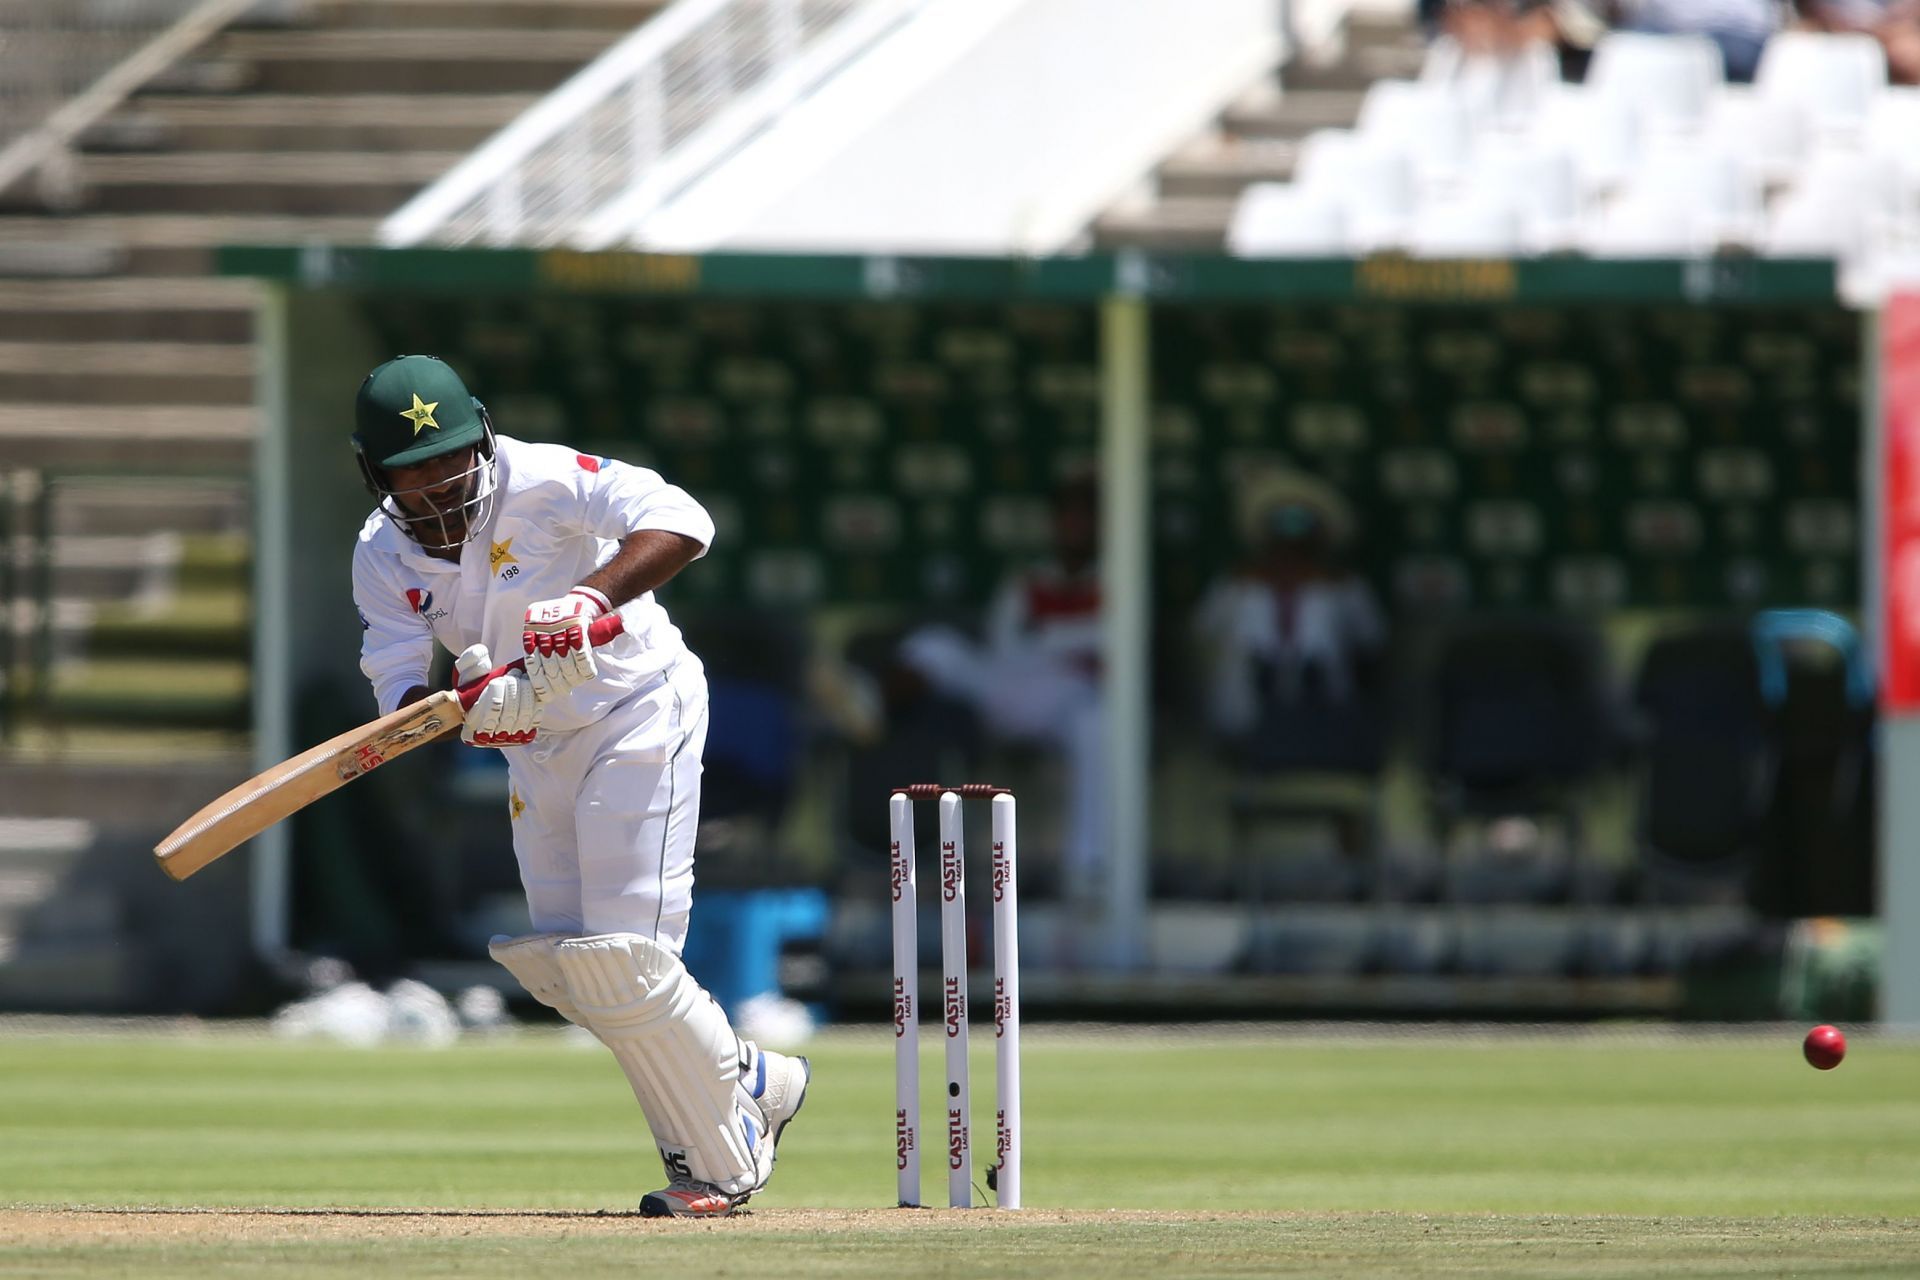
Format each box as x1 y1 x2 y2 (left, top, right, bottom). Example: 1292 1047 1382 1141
352 434 715 732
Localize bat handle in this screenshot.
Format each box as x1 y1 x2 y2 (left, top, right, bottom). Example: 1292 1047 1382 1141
454 611 628 711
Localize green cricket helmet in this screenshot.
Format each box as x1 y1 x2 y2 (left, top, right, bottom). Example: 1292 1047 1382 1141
352 355 498 550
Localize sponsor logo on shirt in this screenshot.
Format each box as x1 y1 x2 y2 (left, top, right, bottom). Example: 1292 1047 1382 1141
404 588 448 622
576 454 603 473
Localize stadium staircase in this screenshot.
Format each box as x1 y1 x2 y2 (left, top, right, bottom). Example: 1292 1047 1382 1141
0 0 665 1011
1092 9 1424 252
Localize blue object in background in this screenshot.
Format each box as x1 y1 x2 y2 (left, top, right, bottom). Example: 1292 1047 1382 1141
681 887 832 1019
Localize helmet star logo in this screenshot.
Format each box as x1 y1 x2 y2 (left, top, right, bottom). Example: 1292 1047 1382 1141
399 393 440 435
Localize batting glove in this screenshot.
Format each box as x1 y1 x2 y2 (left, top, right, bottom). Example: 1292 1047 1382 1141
522 586 611 704
454 643 539 747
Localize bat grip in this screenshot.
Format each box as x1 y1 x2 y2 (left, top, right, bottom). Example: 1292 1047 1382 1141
453 612 627 711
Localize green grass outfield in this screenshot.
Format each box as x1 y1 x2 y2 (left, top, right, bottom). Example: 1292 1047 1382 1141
2 1023 1917 1277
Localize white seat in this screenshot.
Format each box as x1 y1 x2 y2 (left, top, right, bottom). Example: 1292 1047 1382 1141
1227 184 1346 257
1289 129 1417 252
1583 199 1701 257
1355 80 1472 189
1408 197 1522 257
1467 139 1583 251
1587 137 1764 255
1755 33 1887 130
1764 147 1883 258
1587 33 1725 129
1523 84 1638 197
1291 129 1361 193
1866 87 1920 182
1697 86 1804 184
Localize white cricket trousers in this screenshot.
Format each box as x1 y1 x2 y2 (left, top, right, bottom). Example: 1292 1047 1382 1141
506 655 708 956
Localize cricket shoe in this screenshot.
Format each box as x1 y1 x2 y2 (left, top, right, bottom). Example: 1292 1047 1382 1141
638 1182 751 1219
748 1043 812 1158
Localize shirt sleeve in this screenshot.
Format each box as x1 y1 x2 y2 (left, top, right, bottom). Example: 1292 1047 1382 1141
352 542 435 717
576 454 715 556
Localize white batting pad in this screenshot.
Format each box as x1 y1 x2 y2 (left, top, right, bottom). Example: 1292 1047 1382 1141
555 932 772 1195
487 933 586 1027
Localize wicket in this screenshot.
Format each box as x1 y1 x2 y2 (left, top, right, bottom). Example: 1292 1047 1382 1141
889 784 1021 1210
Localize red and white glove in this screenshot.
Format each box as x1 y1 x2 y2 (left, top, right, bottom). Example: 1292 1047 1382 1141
522 586 611 704
454 643 538 747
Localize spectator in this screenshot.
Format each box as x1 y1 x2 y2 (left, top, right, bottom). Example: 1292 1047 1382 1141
1192 477 1386 764
1615 0 1782 80
1428 0 1610 80
896 478 1107 897
1796 0 1920 84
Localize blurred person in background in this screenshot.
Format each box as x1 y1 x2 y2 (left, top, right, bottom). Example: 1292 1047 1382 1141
1795 0 1920 82
895 477 1107 899
348 355 808 1218
1193 477 1387 855
1617 0 1781 79
1424 0 1610 78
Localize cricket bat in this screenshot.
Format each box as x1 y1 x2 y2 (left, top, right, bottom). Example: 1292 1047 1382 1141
153 613 626 882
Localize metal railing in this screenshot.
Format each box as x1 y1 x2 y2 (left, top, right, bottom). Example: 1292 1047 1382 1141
0 0 252 205
381 0 924 250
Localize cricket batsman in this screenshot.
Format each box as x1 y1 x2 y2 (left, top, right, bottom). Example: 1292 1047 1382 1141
347 354 808 1218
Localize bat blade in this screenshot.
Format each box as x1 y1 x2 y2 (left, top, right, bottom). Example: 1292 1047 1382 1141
153 690 462 881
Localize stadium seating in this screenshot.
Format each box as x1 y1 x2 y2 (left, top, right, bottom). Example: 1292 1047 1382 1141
1225 29 1920 296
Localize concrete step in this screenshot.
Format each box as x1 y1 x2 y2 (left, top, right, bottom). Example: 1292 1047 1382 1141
145 57 255 96
0 241 128 279
0 754 251 823
0 340 252 404
6 533 182 600
46 475 250 538
1283 44 1427 91
95 93 539 154
3 598 95 651
208 28 613 95
0 404 255 468
5 592 248 659
37 657 251 730
313 0 668 29
77 151 463 216
0 214 375 276
0 277 254 342
89 591 251 661
1222 85 1366 141
1158 138 1299 201
1092 197 1237 253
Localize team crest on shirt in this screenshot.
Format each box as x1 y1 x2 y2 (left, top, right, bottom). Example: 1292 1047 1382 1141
491 537 520 581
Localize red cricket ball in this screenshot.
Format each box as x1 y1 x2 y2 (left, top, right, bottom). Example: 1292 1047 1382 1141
1803 1024 1847 1070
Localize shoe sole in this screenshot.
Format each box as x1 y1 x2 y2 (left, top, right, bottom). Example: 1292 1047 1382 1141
638 1191 744 1219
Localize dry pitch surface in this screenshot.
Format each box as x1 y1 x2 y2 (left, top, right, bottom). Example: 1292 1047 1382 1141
5 1208 1918 1277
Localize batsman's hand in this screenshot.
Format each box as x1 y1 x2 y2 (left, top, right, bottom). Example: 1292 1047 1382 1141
522 586 611 703
454 643 539 747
